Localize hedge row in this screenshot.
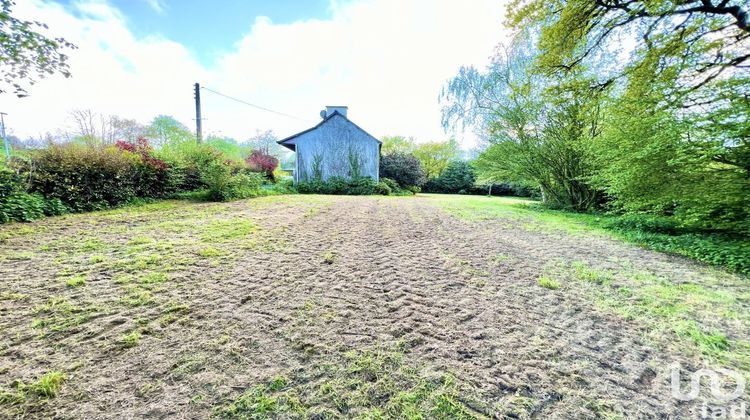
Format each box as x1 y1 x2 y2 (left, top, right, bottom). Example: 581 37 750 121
1 139 268 224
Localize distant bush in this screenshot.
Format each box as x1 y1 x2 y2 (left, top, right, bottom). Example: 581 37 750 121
422 161 476 194
246 150 279 180
200 157 264 202
30 144 141 211
297 177 392 195
115 138 172 197
379 153 426 189
381 177 416 196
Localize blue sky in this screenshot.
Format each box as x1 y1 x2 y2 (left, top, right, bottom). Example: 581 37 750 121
2 0 508 146
59 0 333 64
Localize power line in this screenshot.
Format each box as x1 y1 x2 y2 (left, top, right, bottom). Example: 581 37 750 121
200 86 313 123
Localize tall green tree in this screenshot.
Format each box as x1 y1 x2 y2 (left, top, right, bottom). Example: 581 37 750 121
0 0 75 97
147 116 193 148
444 35 603 210
412 139 461 179
506 0 750 230
380 135 416 155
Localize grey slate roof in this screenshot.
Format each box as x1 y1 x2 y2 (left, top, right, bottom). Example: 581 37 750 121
277 111 381 151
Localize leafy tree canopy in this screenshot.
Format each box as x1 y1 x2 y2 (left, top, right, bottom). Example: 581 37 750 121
507 0 749 103
412 139 462 179
380 135 417 155
0 0 76 97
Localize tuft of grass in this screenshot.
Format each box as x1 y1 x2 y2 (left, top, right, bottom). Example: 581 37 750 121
65 275 86 288
88 254 106 264
2 371 68 404
139 272 168 285
571 261 610 284
27 372 66 398
128 236 153 246
119 330 142 348
537 276 560 290
120 287 154 307
0 292 29 301
78 239 105 252
322 251 336 264
197 247 225 258
200 219 255 242
673 321 730 354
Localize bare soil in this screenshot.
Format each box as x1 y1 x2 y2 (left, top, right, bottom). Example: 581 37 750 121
0 195 747 418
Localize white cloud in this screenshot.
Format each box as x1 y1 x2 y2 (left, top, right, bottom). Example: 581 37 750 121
143 0 165 14
0 0 510 148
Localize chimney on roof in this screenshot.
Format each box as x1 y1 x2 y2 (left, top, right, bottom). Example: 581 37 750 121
322 106 347 119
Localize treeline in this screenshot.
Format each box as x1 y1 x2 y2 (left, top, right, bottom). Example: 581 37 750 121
377 136 534 197
441 0 750 236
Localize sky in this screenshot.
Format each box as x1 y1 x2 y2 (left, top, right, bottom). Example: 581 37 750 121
1 0 510 148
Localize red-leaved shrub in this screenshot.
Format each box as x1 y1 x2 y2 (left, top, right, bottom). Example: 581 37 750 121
115 137 171 197
115 138 168 170
245 150 278 179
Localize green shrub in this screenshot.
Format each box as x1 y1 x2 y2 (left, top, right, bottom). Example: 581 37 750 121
1 163 68 223
375 181 392 195
114 139 173 198
0 166 23 200
606 214 679 235
261 178 296 195
379 152 426 189
30 144 140 211
202 160 263 201
381 177 416 196
0 193 68 223
381 178 400 192
423 161 476 194
297 177 390 195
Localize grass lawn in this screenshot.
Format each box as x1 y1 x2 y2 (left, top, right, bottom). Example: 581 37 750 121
0 194 747 418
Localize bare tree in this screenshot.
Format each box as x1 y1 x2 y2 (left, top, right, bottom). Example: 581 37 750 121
66 109 146 145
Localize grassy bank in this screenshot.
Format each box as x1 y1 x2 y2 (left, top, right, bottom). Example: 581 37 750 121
427 194 749 277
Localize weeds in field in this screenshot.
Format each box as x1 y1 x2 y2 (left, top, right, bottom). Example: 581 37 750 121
120 287 154 307
30 372 66 397
119 330 142 348
0 292 28 301
65 275 86 287
139 272 167 285
322 250 336 264
560 260 750 372
88 254 106 264
537 276 560 290
0 371 66 407
218 345 484 418
31 296 96 335
197 247 225 258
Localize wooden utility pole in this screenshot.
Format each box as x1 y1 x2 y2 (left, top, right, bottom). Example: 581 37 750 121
1 112 9 160
194 83 203 143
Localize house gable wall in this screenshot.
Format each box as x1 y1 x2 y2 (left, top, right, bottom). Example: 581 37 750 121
294 114 380 182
